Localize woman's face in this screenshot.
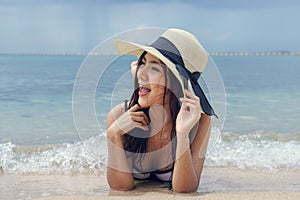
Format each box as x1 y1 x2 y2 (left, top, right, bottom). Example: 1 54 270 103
136 53 167 108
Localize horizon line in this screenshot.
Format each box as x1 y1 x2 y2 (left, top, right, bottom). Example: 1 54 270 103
0 51 299 57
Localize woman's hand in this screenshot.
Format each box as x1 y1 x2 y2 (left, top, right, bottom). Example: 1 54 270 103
111 104 149 136
176 89 201 135
131 61 138 76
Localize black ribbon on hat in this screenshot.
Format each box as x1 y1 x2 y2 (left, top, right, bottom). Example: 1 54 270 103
176 64 217 117
151 37 217 117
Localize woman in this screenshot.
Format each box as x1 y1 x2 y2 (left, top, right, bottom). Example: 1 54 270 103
106 28 216 193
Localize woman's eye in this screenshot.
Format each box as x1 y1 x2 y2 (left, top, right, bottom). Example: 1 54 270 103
151 66 160 72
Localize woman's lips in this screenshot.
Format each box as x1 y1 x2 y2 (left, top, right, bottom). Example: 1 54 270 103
139 87 151 96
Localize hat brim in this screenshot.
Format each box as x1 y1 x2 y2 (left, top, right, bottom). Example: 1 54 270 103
115 39 204 113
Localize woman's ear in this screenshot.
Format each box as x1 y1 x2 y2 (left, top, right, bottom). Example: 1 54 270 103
131 61 138 76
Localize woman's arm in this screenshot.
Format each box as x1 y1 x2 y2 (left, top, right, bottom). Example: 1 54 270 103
106 103 149 191
172 114 211 193
106 103 134 190
172 89 211 193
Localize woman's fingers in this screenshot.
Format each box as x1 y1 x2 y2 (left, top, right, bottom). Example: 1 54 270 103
129 104 140 112
131 60 138 67
181 89 200 112
180 97 199 104
181 102 199 112
184 89 199 101
131 61 138 76
131 111 149 124
131 115 148 126
128 104 150 129
134 122 149 131
180 97 200 108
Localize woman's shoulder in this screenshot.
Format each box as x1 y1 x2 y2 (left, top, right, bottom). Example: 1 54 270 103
106 102 127 128
107 101 128 120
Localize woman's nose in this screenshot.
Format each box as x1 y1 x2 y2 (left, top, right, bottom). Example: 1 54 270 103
137 65 148 81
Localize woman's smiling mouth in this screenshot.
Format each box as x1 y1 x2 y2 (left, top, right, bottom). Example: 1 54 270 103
139 86 151 96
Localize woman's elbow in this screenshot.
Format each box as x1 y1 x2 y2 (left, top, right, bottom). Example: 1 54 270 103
172 183 199 193
173 186 198 193
107 178 134 191
109 184 134 191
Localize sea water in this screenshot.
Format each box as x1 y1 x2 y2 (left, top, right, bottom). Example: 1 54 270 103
0 54 300 175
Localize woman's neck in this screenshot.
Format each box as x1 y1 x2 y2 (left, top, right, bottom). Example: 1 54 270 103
148 104 171 137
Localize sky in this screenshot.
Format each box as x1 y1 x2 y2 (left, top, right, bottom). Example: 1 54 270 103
0 0 299 53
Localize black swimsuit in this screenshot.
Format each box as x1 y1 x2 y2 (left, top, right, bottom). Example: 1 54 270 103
124 100 173 182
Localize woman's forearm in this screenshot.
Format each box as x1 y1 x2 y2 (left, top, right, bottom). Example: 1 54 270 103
172 134 199 193
106 124 134 190
172 115 211 193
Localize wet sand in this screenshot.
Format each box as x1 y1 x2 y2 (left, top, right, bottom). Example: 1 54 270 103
1 167 299 200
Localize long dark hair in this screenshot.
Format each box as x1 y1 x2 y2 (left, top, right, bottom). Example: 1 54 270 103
123 52 183 165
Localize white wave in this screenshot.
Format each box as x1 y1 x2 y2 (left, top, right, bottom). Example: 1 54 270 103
0 134 107 175
1 129 300 175
206 130 300 171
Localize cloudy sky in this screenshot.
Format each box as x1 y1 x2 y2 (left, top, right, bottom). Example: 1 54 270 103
0 0 299 53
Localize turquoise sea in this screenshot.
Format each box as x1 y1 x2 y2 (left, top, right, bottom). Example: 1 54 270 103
0 54 299 175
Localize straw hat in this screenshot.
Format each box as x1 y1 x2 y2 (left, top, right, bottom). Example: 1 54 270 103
115 28 216 117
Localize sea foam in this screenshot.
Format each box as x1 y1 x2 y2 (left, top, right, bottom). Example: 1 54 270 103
0 128 299 175
206 129 300 171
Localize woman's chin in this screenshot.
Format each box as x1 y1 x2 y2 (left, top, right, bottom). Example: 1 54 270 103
138 95 164 108
138 98 151 108
138 101 149 108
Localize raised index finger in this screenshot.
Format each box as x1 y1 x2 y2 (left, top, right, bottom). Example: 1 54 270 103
184 89 199 101
129 104 140 112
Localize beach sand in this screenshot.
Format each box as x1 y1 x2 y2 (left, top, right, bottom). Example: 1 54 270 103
40 192 300 200
1 167 299 200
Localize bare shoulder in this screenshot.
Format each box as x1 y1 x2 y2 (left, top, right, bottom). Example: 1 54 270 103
195 114 211 137
106 102 127 128
199 113 211 125
190 114 211 154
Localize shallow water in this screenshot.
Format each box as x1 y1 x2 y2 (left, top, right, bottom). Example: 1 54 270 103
0 55 300 175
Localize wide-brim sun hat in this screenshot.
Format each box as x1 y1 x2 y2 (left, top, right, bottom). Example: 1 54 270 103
115 28 216 117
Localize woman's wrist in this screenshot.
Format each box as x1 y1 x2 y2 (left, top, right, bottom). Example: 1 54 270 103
176 124 193 136
176 132 189 140
107 123 125 142
175 133 190 158
176 127 191 139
